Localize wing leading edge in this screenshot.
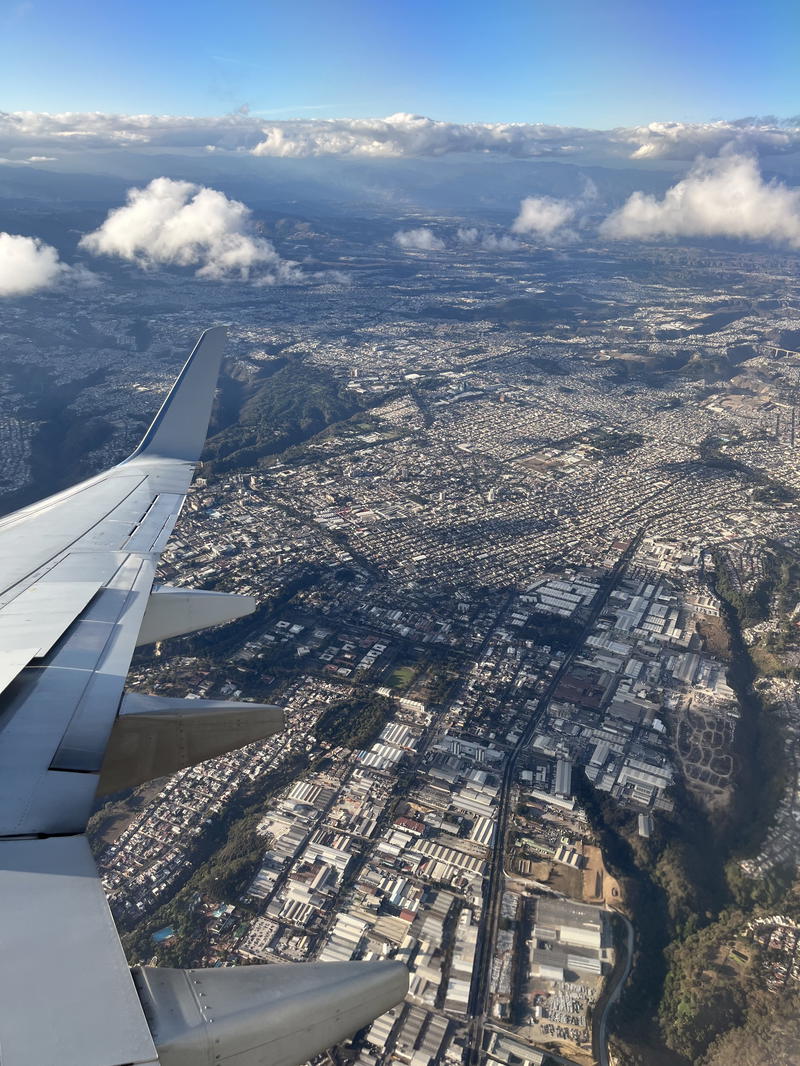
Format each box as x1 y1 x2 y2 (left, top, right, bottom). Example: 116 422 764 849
0 328 407 1066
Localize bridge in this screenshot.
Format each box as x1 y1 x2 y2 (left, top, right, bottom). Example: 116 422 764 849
765 344 800 358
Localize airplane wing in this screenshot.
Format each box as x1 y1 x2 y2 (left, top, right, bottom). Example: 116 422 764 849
0 327 407 1066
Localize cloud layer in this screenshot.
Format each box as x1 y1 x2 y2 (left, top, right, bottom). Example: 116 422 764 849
80 178 298 281
252 113 604 159
228 114 800 163
600 152 800 246
627 119 800 161
2 111 800 164
0 233 86 296
0 110 264 155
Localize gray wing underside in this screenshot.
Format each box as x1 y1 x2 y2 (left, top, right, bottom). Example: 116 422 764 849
0 327 407 1066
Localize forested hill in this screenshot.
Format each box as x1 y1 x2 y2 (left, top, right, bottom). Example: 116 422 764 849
203 358 368 474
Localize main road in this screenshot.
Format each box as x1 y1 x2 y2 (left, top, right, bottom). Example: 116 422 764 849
592 911 634 1066
466 532 642 1065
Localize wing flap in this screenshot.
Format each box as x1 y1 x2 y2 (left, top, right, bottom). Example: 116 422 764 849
0 646 40 693
0 579 104 656
0 552 130 699
123 492 185 552
0 836 159 1066
0 554 156 834
0 473 148 598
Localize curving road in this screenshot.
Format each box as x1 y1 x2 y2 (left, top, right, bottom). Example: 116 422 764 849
593 910 634 1066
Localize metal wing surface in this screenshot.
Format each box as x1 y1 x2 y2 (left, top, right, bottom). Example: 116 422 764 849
0 327 406 1066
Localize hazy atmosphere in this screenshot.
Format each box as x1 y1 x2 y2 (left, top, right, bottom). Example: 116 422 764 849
2 4 800 1066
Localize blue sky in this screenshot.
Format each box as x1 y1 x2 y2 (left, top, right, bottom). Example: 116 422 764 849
1 0 796 126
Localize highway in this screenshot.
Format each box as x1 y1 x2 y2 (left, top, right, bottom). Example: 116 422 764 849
466 531 642 1065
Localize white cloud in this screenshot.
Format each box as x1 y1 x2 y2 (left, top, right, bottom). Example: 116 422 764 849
251 112 600 159
456 227 520 251
395 225 522 254
393 227 445 252
511 196 576 239
316 269 352 286
600 152 800 246
2 110 799 163
482 233 521 251
80 177 299 281
0 110 265 154
456 227 480 244
252 113 800 162
0 232 87 296
624 119 800 161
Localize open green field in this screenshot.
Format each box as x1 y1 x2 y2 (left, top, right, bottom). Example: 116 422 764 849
387 664 417 689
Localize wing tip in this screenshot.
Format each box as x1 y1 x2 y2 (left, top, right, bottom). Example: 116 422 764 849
199 323 228 343
125 326 228 463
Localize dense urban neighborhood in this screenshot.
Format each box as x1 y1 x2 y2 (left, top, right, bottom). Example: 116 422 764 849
3 227 800 1066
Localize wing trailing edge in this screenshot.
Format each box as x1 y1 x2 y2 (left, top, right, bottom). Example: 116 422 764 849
0 836 159 1066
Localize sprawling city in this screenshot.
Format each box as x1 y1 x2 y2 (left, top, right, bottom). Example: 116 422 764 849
2 196 800 1064
2 5 800 1061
